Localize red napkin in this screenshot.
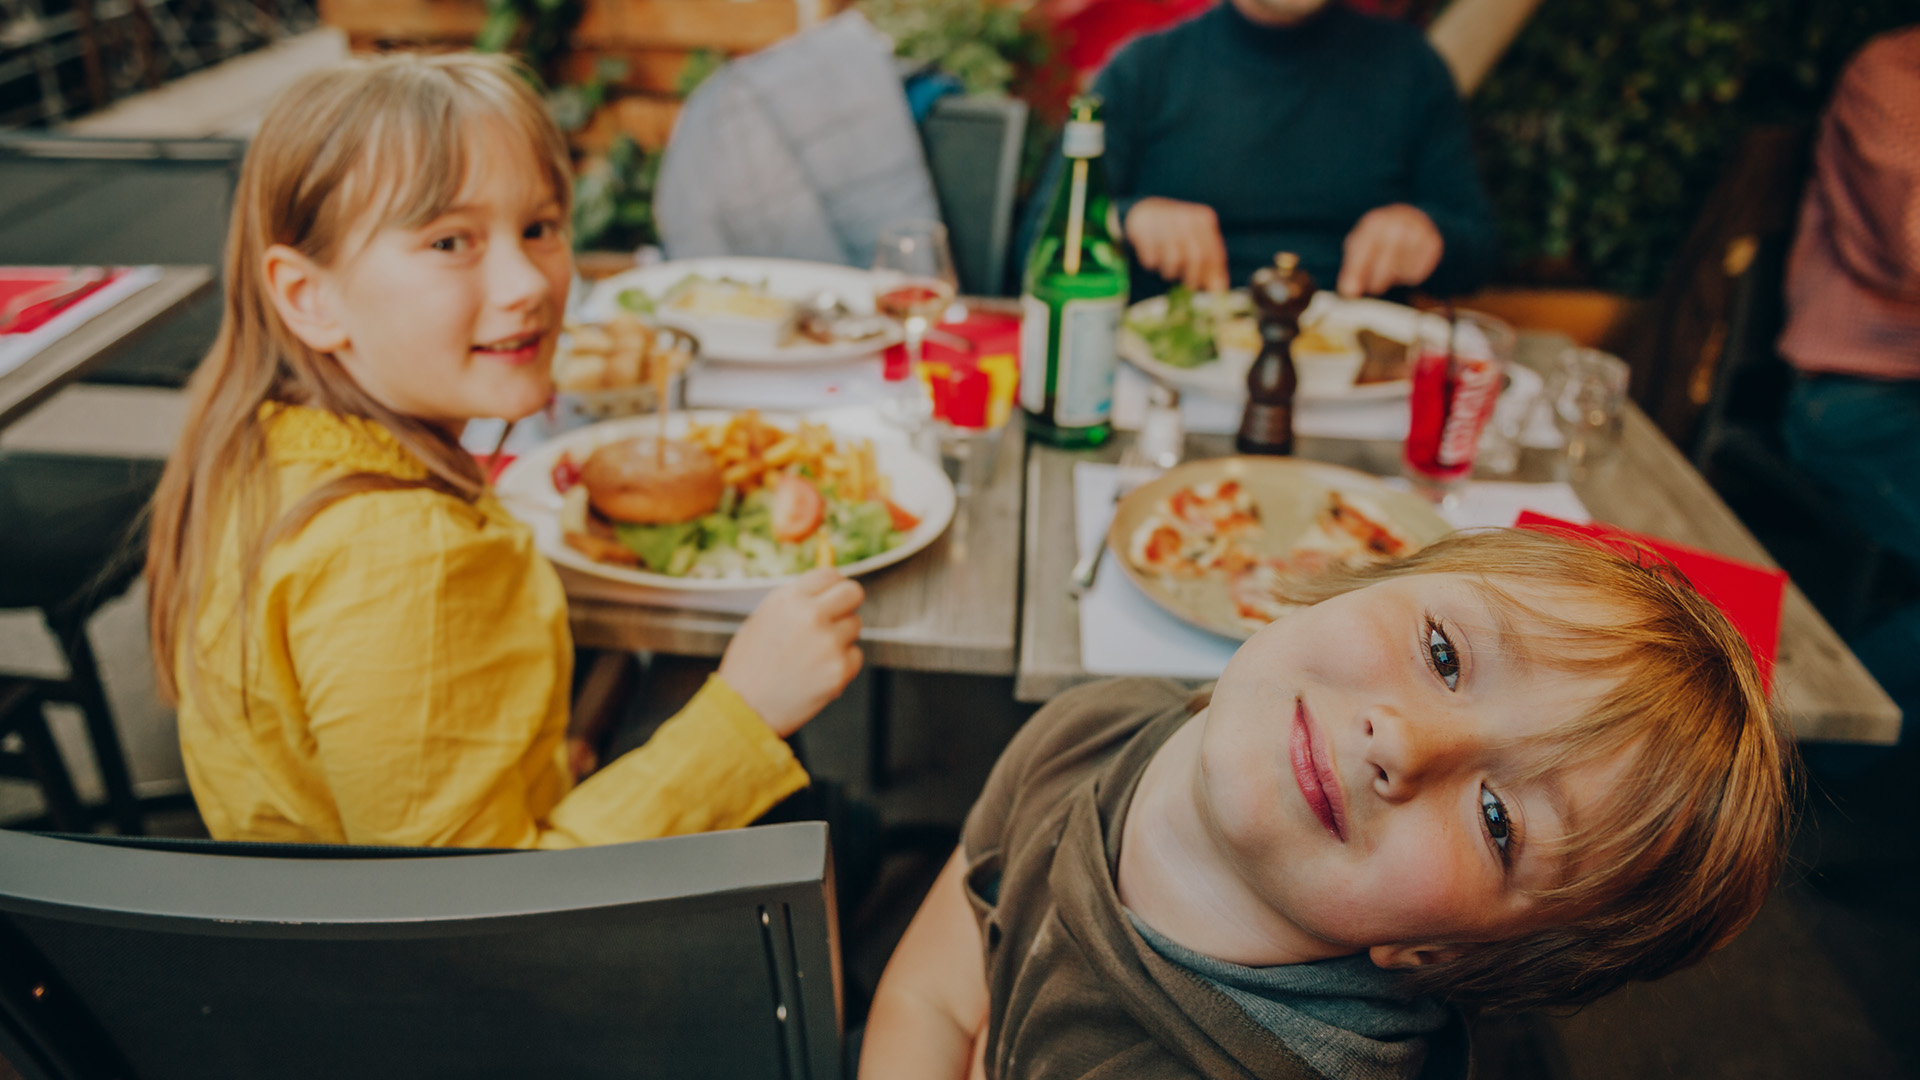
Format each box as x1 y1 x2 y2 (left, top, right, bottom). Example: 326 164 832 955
0 267 125 335
1513 511 1786 691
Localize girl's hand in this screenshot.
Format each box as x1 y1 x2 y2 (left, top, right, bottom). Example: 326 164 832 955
719 568 865 738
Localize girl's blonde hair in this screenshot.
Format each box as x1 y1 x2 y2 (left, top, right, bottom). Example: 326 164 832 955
146 52 572 706
1271 527 1798 1012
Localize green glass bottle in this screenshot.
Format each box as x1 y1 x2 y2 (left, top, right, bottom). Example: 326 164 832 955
1020 95 1130 448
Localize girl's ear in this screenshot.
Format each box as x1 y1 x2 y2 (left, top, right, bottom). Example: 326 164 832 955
1369 942 1467 969
262 244 349 353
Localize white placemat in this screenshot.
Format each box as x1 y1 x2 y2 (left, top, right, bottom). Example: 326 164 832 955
1073 463 1591 679
1111 361 1564 447
0 266 164 379
682 356 891 412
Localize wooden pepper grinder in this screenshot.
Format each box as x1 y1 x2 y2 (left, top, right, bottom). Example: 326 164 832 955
1235 252 1316 456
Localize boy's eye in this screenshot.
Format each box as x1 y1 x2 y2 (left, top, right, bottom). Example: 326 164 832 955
525 219 561 241
430 234 471 253
1425 621 1460 691
1481 787 1511 855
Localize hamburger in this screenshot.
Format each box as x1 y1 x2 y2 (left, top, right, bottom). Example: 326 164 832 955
580 437 725 524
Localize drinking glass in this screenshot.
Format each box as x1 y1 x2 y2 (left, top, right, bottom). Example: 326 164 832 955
1549 347 1630 470
1402 309 1515 504
871 220 958 370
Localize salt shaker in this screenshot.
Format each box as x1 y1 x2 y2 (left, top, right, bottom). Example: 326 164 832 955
1135 382 1185 470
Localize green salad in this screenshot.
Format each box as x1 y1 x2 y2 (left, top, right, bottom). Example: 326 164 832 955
1123 286 1254 369
610 481 911 579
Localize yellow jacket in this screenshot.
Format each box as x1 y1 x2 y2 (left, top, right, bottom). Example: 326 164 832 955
176 405 809 848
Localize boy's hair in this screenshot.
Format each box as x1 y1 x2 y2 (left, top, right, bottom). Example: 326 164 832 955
146 53 573 708
1274 527 1798 1012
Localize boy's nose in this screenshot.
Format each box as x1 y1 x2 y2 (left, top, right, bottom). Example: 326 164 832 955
1363 705 1470 799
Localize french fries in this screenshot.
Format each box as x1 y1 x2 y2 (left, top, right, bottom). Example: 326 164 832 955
685 411 886 501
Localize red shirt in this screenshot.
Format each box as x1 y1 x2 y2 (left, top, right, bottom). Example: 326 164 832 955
1778 27 1920 380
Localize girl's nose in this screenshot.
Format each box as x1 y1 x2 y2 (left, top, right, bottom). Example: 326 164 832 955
490 240 553 312
1364 706 1467 800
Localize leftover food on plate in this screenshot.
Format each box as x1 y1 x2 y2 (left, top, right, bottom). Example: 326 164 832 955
1126 483 1421 631
554 314 693 393
551 411 922 579
618 274 894 349
1123 286 1257 370
1355 327 1411 385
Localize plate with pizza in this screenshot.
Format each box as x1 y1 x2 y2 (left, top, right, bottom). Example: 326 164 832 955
1106 457 1451 640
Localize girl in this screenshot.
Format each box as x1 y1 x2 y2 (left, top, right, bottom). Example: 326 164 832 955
146 53 864 848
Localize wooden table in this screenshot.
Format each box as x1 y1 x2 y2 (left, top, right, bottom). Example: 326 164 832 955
566 425 1026 677
1017 333 1901 745
0 265 215 430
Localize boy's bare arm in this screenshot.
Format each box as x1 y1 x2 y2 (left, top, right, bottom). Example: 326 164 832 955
859 847 990 1080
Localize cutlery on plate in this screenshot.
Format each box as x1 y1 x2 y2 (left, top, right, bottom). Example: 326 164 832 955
1069 457 1159 597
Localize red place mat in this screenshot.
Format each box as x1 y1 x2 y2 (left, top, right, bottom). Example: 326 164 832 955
0 268 126 335
1514 511 1786 692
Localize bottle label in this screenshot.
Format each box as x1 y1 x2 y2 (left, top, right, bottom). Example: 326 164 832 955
1063 121 1105 159
1055 296 1124 427
1019 295 1050 415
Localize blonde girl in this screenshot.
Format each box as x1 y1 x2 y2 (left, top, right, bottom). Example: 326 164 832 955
147 53 863 848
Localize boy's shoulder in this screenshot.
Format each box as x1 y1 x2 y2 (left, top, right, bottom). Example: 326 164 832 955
965 678 1195 855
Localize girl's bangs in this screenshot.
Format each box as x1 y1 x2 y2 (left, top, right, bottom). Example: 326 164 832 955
331 62 571 249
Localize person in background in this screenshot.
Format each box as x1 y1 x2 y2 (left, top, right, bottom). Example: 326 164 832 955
145 53 865 848
1019 0 1499 300
1777 26 1920 737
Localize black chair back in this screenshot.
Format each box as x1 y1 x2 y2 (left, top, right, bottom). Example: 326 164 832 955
0 134 244 388
920 96 1029 297
0 823 842 1080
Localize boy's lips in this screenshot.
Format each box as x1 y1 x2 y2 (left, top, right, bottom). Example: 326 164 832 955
1290 697 1348 842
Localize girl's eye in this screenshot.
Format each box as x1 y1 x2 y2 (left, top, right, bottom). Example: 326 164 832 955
525 219 561 241
1481 787 1511 857
1425 620 1460 691
430 234 470 254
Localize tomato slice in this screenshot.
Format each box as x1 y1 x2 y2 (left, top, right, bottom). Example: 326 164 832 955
551 453 582 494
884 499 921 532
771 474 825 543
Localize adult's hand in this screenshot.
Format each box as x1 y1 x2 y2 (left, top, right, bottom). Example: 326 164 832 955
1337 203 1443 298
718 567 864 738
1124 197 1230 293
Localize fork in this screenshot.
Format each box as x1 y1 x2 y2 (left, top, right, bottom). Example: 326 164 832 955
1069 453 1158 597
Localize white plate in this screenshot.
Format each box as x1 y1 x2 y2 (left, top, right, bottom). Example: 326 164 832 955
495 408 956 593
583 257 904 365
1118 292 1436 402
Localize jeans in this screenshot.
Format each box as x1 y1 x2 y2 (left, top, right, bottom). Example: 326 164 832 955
1783 373 1920 745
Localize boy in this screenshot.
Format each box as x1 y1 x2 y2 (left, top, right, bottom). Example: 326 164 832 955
862 530 1796 1080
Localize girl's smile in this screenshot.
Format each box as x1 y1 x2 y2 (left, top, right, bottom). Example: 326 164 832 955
471 328 551 367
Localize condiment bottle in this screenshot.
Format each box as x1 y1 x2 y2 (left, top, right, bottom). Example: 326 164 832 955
1235 252 1315 456
1020 94 1130 448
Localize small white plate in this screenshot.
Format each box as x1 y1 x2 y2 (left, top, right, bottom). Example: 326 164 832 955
583 257 904 365
495 407 956 594
1118 292 1435 402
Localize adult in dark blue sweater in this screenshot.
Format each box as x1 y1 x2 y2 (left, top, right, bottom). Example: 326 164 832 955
1021 0 1498 301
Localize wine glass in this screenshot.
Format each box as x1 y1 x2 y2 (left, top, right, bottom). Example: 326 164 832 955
1549 347 1630 472
871 220 958 371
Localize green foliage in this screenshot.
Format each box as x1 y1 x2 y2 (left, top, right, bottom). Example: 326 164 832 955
476 0 585 74
1472 0 1916 295
857 0 1054 96
574 134 661 252
677 48 727 97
